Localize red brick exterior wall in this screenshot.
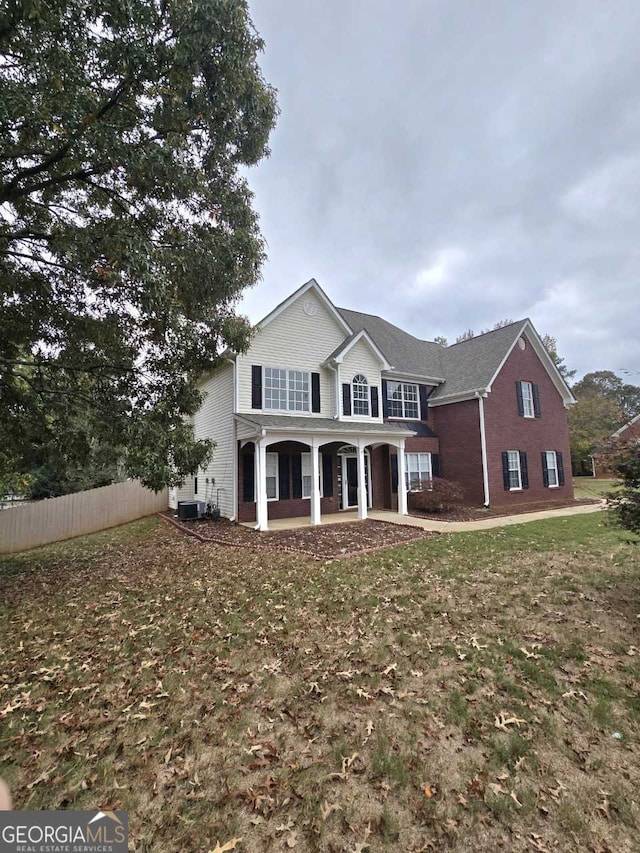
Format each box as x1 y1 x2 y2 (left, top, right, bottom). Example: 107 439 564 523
383 437 440 511
237 442 340 523
483 339 573 506
431 399 485 505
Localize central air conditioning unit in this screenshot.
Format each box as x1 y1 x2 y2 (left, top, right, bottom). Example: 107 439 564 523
177 500 200 521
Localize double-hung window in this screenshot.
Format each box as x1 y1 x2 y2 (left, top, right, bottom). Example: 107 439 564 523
545 451 559 487
301 453 312 498
266 452 279 500
520 381 535 418
507 450 522 490
352 374 370 416
264 367 310 412
405 452 432 491
387 382 419 419
300 453 325 498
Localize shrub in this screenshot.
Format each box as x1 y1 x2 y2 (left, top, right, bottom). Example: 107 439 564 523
408 477 465 513
605 439 640 536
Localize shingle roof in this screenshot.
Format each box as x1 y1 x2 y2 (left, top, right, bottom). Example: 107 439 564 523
433 320 528 399
336 307 528 398
336 308 446 379
236 413 416 435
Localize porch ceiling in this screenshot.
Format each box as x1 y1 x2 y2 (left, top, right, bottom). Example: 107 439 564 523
235 412 416 438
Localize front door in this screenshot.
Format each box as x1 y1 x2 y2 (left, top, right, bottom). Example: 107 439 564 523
345 457 358 508
341 454 371 509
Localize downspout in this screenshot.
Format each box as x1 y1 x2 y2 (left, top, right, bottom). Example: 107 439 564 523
231 357 238 520
477 392 490 507
327 361 340 419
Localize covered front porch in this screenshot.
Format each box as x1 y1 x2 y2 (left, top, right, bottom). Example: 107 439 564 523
235 414 414 531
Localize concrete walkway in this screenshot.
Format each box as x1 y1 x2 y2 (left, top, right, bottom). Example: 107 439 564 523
245 502 604 533
369 502 605 532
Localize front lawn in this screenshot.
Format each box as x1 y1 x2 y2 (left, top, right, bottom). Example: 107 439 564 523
573 476 618 501
1 515 639 852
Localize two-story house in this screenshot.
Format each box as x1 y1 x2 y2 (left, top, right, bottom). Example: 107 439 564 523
169 279 575 529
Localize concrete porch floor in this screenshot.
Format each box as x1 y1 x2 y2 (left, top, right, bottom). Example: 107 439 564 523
241 502 604 533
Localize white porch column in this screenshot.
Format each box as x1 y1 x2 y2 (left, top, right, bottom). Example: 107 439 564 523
255 439 268 531
357 439 368 520
397 440 408 516
310 438 322 526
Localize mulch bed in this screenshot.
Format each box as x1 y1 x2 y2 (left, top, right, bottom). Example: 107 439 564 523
159 512 432 559
409 496 601 522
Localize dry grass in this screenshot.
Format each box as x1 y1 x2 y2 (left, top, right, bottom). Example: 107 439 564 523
1 514 639 852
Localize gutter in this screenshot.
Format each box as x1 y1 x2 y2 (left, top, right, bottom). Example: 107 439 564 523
476 391 490 507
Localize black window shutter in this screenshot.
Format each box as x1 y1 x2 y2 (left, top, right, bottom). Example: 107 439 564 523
194 476 198 495
502 452 510 490
251 365 262 409
557 451 565 486
371 387 379 418
278 453 290 500
432 453 440 478
391 453 399 493
381 379 389 417
242 452 255 502
516 381 524 417
532 383 541 418
311 372 321 413
322 453 333 497
520 451 529 488
541 452 549 487
292 454 302 499
419 386 429 420
342 383 351 416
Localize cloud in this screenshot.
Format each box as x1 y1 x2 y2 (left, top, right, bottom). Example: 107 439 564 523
242 0 640 380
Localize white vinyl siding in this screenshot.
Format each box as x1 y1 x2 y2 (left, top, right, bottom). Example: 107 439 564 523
521 381 534 418
236 291 346 416
507 450 522 490
387 382 419 419
193 363 235 518
264 367 310 412
405 452 432 490
545 451 559 487
266 452 279 500
339 338 382 421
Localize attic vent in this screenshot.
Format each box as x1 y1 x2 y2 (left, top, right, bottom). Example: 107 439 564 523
518 337 526 351
303 299 318 316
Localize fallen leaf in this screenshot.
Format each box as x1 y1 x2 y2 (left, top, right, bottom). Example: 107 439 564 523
208 838 242 853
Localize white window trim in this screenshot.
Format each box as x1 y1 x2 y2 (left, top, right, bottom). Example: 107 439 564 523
521 381 535 419
545 450 559 488
387 381 420 420
266 452 279 501
300 451 325 499
405 452 432 492
352 374 370 417
263 366 311 414
507 450 522 491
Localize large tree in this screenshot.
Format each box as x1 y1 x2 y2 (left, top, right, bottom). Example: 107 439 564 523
0 0 277 491
572 371 640 423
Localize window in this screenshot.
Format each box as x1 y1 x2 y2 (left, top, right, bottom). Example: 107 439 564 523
521 381 534 418
405 452 432 491
266 452 279 500
301 453 312 498
352 374 370 416
507 450 522 490
545 451 559 487
387 382 419 419
264 367 310 412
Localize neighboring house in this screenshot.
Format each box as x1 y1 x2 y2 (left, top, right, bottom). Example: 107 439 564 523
169 279 576 529
591 413 640 478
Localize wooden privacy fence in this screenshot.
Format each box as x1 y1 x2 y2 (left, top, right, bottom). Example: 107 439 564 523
0 480 168 555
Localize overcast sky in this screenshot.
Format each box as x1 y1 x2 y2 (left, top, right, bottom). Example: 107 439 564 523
240 0 640 381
